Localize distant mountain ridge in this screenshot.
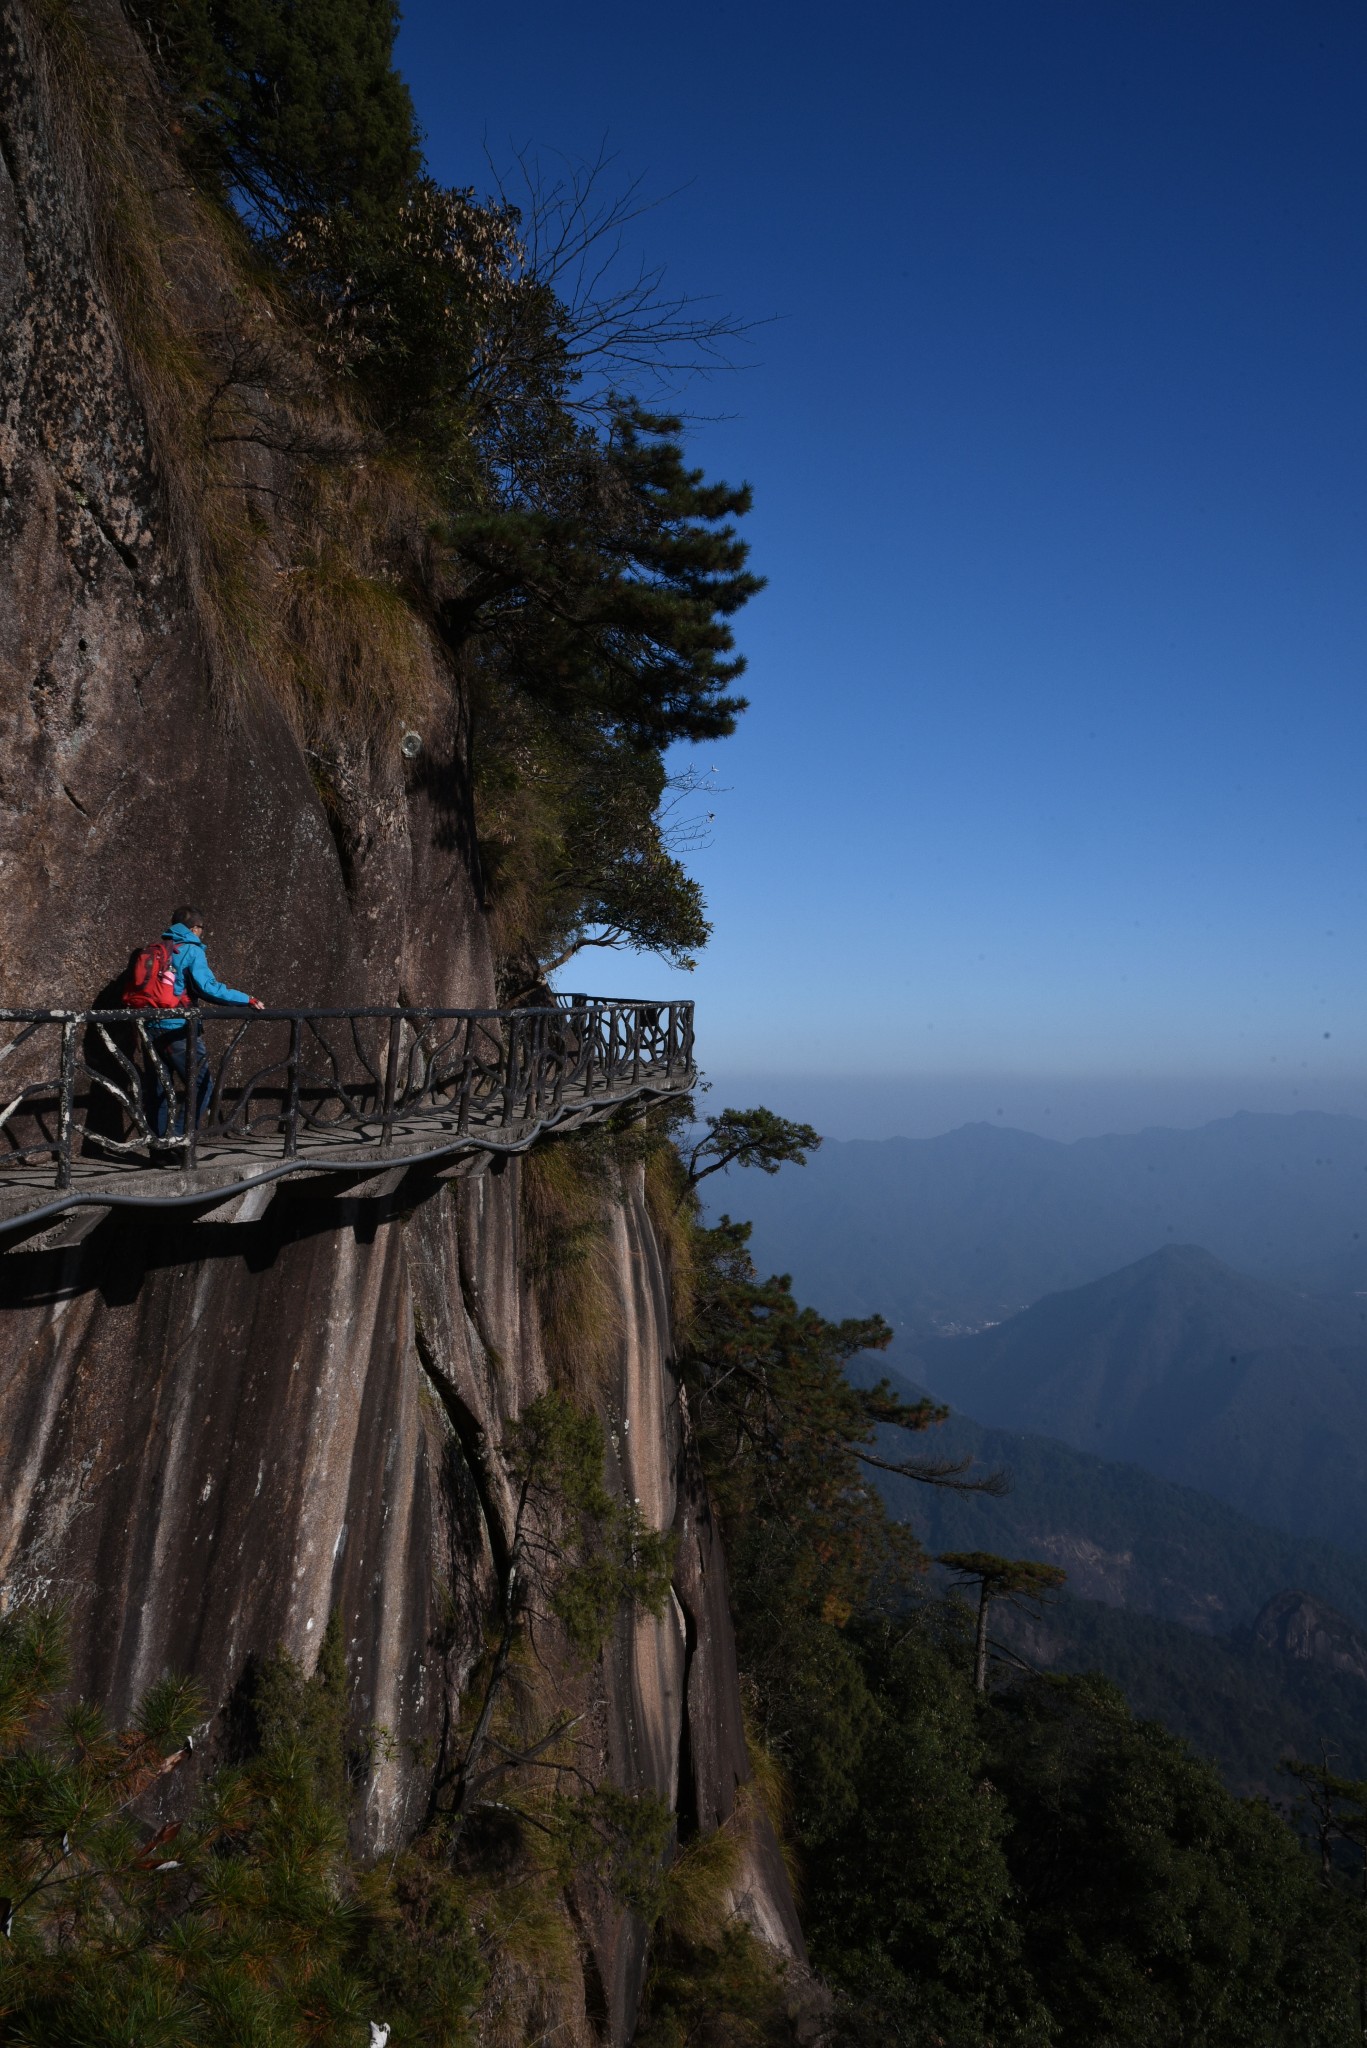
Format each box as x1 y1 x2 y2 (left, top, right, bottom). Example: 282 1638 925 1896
906 1243 1367 1550
743 1108 1367 1784
724 1109 1367 1336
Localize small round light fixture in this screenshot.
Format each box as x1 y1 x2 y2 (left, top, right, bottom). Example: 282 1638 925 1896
400 730 423 761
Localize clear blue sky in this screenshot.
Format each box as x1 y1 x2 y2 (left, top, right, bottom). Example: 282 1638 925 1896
396 1 1367 1136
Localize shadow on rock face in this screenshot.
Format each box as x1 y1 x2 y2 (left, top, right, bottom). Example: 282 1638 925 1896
0 1187 430 1309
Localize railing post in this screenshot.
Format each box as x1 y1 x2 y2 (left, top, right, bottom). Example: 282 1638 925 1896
502 1014 520 1125
551 1006 571 1108
55 1015 77 1188
284 1015 302 1156
381 1011 403 1148
530 1009 549 1117
183 1010 200 1172
631 1004 642 1086
458 1015 475 1133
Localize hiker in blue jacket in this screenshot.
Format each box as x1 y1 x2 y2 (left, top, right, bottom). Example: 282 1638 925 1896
148 906 264 1138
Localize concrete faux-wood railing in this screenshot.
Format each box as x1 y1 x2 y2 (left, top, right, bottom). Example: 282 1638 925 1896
0 997 694 1239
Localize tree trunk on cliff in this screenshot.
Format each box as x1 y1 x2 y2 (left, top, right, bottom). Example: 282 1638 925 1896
974 1586 991 1695
938 1554 1067 1696
444 1477 529 1846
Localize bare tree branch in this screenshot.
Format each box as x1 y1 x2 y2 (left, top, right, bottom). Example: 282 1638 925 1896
481 142 769 417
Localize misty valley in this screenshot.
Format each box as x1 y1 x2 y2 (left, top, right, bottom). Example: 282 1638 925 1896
729 1108 1367 1799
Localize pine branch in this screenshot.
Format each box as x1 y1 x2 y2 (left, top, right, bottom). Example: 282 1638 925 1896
854 1447 1011 1496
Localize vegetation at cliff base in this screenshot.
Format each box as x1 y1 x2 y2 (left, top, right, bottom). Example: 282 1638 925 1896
0 1414 679 2047
0 1606 411 2044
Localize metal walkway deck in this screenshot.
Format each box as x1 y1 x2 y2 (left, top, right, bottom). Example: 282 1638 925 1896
0 997 694 1240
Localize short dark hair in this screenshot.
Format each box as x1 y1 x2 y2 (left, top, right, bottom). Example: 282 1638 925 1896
171 905 204 928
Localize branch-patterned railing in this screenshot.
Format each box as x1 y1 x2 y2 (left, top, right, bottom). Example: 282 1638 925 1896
0 998 694 1189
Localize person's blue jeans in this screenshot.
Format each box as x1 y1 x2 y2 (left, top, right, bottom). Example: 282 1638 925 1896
147 1026 212 1139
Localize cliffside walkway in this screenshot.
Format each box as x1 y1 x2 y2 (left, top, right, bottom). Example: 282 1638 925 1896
0 996 694 1240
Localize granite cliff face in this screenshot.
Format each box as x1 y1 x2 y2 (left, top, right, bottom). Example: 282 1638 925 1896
0 1158 801 2029
0 0 488 1014
0 1 800 2032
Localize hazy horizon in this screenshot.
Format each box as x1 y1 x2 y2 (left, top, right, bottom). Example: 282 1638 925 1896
696 1070 1367 1143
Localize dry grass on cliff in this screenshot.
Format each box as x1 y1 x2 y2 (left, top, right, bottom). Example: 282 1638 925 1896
657 1812 746 1947
730 1685 805 1922
276 455 444 736
29 0 444 751
520 1138 623 1400
638 1790 799 2048
468 1878 588 2048
642 1133 699 1340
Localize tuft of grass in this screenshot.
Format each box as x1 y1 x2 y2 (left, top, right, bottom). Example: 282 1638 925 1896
464 1862 587 2048
436 1640 601 2047
636 1918 796 2048
520 1138 623 1399
276 455 444 737
658 1816 746 1947
740 1695 793 1853
639 1774 798 2047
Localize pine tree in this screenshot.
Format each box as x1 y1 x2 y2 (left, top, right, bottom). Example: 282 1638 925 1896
937 1552 1068 1694
683 1107 823 1191
139 0 421 230
445 399 761 749
131 2 764 984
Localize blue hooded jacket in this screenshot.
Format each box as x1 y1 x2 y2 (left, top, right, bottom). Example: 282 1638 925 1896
149 922 252 1029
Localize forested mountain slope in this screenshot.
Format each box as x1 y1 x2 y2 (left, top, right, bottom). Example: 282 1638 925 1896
860 1365 1367 1795
996 1592 1367 1798
907 1244 1367 1548
860 1360 1367 1632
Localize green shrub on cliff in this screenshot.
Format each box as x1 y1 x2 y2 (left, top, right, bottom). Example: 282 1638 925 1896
0 1598 667 2045
0 1606 393 2044
0 1365 683 2043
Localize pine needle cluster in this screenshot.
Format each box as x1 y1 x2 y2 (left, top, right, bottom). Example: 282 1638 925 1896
0 1608 401 2044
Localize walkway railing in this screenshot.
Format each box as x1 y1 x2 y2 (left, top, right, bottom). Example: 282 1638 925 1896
0 997 694 1191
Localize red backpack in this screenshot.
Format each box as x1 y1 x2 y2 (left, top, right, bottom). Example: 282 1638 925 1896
122 939 189 1011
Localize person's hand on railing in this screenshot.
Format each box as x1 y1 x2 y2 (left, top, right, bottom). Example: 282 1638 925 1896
249 997 265 1011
